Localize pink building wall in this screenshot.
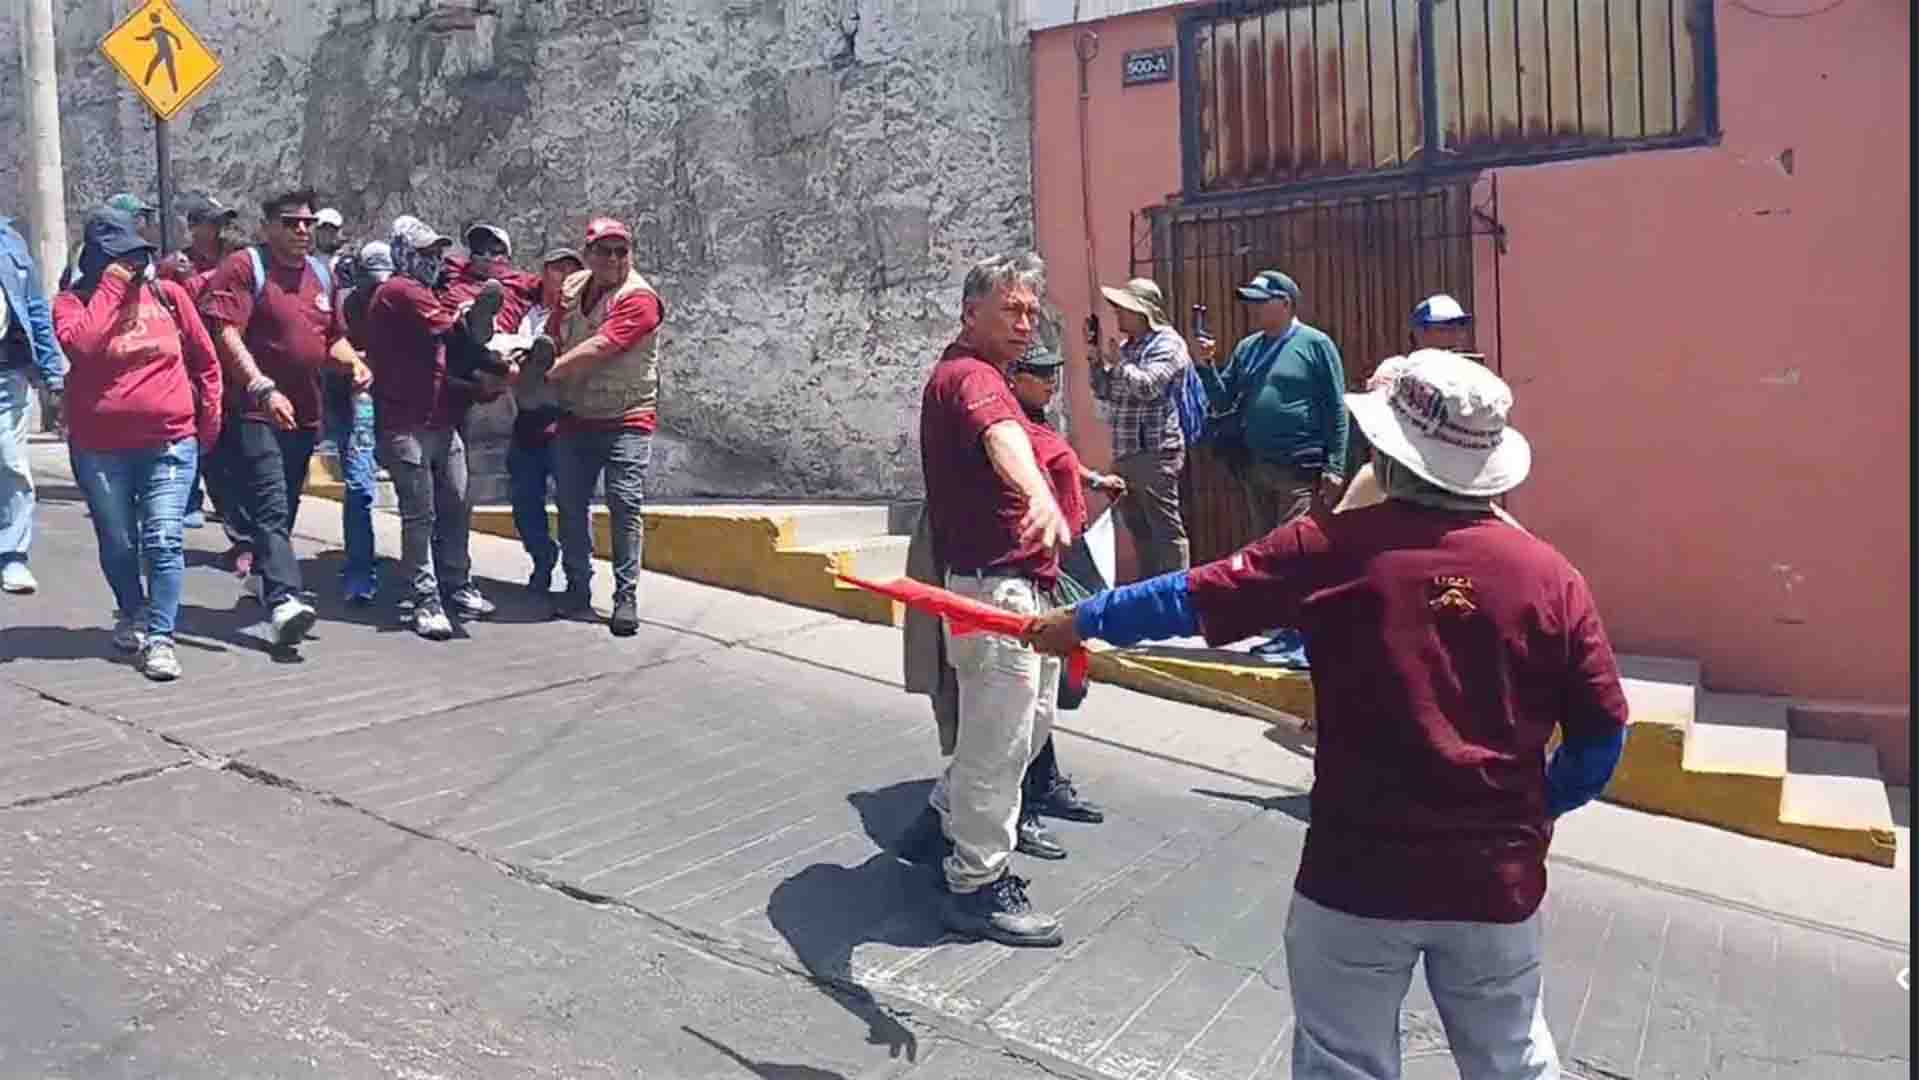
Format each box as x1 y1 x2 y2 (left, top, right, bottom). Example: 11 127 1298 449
1031 2 1910 704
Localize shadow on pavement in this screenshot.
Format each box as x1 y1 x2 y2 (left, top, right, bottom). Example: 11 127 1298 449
1191 786 1312 823
766 780 954 1068
680 1027 849 1079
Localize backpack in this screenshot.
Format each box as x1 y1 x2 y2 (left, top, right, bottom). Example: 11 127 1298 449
246 245 332 300
1172 361 1208 448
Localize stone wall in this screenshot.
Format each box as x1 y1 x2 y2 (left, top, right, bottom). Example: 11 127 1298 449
0 0 1037 501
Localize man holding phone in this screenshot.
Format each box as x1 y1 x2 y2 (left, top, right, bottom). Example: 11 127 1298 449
1191 270 1348 531
198 188 368 650
1088 277 1194 578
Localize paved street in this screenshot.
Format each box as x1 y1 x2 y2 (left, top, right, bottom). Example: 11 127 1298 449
0 443 1910 1079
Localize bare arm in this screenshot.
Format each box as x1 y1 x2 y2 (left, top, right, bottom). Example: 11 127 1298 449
214 322 267 389
982 419 1069 549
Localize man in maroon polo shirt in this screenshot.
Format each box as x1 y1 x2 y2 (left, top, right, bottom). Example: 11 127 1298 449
198 187 367 650
363 214 507 640
1027 350 1629 1078
907 251 1074 949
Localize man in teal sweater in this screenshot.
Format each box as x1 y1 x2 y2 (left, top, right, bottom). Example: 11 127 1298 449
1194 270 1348 531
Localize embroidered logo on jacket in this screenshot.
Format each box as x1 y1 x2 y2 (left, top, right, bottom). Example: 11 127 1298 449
1429 575 1477 616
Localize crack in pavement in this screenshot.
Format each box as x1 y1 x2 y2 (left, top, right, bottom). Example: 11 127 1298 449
1 760 199 811
210 755 1128 1080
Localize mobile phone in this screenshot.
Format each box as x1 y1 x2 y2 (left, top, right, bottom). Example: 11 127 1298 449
1192 303 1209 339
1085 313 1100 346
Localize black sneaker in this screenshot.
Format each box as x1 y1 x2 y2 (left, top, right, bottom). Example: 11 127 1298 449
941 874 1061 948
1015 813 1067 860
551 589 593 620
1032 776 1105 824
464 280 503 346
609 596 640 637
524 334 557 379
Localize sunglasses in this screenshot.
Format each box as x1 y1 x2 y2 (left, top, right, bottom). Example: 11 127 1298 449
588 243 630 258
1012 366 1061 380
277 214 318 230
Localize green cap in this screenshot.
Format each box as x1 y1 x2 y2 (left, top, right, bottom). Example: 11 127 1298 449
105 193 157 216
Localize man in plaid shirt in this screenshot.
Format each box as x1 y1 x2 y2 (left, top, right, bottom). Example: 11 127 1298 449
1089 278 1192 577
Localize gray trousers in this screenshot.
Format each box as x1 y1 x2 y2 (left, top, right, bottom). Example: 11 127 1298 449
380 428 472 603
1284 892 1559 1079
1240 460 1316 533
1110 448 1190 578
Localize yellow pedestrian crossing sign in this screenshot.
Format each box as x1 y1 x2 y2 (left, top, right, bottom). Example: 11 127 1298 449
100 0 221 120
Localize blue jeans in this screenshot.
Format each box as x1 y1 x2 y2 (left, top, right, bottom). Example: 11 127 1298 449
326 390 379 595
0 367 35 567
70 439 198 639
553 428 649 604
507 438 558 577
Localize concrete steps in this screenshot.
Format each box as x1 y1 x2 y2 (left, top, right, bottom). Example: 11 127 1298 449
1606 659 1900 866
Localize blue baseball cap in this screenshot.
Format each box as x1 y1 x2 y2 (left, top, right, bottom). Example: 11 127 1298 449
1236 270 1300 304
1411 294 1472 326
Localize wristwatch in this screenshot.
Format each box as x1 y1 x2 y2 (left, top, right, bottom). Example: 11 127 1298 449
248 376 279 406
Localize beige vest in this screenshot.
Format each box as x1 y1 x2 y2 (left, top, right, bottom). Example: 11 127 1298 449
553 268 661 422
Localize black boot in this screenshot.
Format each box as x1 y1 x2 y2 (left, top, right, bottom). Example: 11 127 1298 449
1015 812 1068 860
941 874 1062 948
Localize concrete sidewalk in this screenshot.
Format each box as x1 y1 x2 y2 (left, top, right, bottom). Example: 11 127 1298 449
1 443 1910 1078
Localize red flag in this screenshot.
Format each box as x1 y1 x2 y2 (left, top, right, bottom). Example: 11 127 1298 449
838 573 1090 685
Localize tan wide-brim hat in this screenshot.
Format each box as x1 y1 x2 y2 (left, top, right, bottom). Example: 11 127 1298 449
1344 348 1532 498
1099 278 1170 328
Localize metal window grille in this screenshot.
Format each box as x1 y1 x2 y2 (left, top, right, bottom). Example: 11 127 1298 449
1182 0 1718 197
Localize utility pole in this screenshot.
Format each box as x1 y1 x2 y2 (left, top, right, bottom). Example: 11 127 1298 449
18 0 67 433
19 0 68 296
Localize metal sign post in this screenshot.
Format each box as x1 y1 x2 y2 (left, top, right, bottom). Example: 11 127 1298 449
155 118 172 253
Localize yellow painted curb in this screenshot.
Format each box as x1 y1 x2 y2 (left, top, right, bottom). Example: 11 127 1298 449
469 506 900 626
332 490 1902 866
1103 651 1316 722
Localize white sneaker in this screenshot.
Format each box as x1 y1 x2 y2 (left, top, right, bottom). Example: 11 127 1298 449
111 610 148 653
0 561 37 594
140 639 182 682
412 601 454 641
269 597 317 648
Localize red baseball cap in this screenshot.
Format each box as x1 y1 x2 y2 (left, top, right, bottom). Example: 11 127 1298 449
583 217 632 247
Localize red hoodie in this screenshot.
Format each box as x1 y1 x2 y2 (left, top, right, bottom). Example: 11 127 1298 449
53 273 223 453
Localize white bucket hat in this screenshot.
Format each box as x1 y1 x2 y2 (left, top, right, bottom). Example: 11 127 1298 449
1345 349 1531 497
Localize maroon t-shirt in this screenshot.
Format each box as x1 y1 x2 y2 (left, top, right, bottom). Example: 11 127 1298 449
198 248 338 431
919 345 1059 586
364 275 460 433
1186 502 1628 923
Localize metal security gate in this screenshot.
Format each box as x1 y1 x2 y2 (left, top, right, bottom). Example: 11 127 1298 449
1131 180 1502 563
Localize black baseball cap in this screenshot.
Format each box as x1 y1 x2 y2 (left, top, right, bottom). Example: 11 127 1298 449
1010 343 1066 374
182 193 238 227
84 208 157 259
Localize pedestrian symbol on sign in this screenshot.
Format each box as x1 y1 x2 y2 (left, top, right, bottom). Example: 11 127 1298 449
136 12 180 93
99 0 222 121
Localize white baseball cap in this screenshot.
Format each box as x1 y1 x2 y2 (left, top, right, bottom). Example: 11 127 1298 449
1345 349 1530 497
1411 294 1471 326
315 208 344 229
